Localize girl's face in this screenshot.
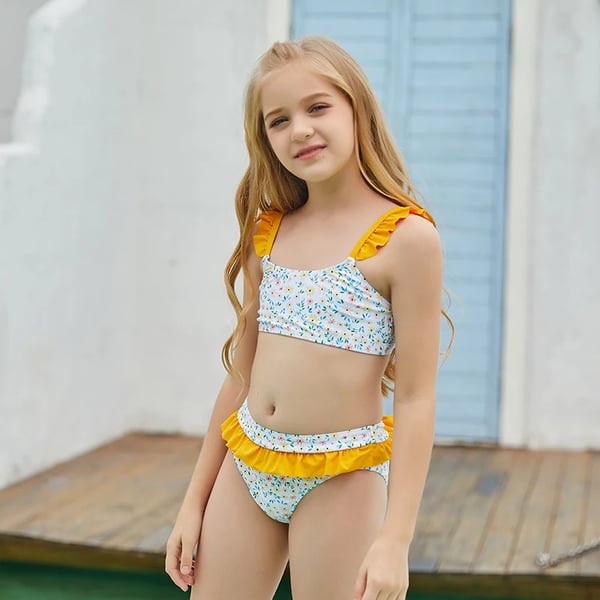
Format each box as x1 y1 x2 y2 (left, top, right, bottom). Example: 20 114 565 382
260 61 356 185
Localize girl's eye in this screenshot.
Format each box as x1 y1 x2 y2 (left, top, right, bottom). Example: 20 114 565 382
269 117 287 128
310 104 328 113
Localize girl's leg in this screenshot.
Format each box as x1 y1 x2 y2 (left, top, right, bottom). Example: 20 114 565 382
287 470 387 600
191 451 288 600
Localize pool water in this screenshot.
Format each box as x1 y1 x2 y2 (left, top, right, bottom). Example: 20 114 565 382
0 562 528 600
2 563 289 600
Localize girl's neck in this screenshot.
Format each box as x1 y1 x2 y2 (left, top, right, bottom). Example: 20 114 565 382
303 163 379 215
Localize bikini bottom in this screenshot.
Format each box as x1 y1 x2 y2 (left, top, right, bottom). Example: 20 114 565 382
220 400 393 524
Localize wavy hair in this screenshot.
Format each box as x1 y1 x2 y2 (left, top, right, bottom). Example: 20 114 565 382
222 35 453 394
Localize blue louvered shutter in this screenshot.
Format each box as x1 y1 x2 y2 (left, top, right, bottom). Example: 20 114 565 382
292 0 512 442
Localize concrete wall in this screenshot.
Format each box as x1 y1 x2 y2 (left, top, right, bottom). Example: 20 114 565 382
502 0 600 449
1 0 597 491
0 0 47 142
0 0 290 488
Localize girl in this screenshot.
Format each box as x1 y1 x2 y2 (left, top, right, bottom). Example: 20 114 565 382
165 36 447 600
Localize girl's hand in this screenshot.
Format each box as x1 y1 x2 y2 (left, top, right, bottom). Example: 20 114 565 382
353 535 410 600
165 506 203 592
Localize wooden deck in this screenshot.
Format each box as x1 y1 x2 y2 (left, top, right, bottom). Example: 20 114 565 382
0 434 599 599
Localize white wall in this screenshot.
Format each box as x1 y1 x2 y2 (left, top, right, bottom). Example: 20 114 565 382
3 0 596 491
0 0 47 142
0 0 290 488
502 0 600 449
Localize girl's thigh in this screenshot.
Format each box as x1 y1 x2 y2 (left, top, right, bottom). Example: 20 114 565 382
288 469 387 600
191 451 289 600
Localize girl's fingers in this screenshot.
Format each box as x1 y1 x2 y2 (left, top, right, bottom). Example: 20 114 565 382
165 545 189 592
179 538 196 580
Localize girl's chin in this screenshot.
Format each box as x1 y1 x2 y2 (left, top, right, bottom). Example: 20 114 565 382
287 166 343 185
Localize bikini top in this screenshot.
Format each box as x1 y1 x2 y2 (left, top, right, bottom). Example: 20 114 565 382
254 205 433 355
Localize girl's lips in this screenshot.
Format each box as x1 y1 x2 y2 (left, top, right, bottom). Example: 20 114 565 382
295 145 325 160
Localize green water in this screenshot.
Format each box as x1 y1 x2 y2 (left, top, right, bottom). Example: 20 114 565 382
2 563 288 600
0 562 529 600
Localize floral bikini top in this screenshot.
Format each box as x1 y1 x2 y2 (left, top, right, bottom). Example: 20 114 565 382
254 205 433 355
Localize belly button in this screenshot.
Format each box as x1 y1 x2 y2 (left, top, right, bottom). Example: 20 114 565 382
268 404 276 416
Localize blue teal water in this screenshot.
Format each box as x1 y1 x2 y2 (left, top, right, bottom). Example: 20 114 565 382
0 562 528 600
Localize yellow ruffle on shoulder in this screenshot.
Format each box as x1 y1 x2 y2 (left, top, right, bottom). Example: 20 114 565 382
221 411 393 478
253 210 283 257
350 205 434 261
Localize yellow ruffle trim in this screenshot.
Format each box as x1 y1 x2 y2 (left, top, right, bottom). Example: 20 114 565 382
253 206 433 261
221 411 393 478
253 210 283 257
350 206 434 261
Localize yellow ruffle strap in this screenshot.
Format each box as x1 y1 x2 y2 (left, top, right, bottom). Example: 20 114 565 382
350 205 434 261
221 410 393 478
253 210 283 257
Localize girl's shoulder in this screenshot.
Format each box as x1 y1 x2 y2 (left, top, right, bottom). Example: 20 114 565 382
383 209 441 277
351 204 435 261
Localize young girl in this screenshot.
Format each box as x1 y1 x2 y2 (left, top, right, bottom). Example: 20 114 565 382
165 36 447 600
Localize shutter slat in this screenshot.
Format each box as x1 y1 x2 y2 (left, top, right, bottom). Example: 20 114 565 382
293 0 512 442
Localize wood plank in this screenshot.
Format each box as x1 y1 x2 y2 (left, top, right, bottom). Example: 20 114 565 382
0 534 162 573
437 448 506 572
0 434 201 546
550 452 591 575
0 435 146 511
0 434 185 529
578 451 600 576
508 451 566 574
410 571 600 600
474 449 539 573
39 439 198 545
421 446 464 498
103 493 183 553
410 447 465 571
47 465 189 548
411 447 469 534
2 434 598 599
22 459 168 542
413 447 493 572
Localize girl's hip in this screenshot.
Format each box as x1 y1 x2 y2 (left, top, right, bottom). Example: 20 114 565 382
220 400 393 478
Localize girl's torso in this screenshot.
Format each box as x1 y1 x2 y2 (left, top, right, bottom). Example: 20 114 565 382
246 201 431 434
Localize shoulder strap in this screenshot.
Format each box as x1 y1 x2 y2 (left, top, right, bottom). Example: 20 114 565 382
253 210 284 257
349 205 434 260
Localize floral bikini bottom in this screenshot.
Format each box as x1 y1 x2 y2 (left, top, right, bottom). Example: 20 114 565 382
220 400 393 523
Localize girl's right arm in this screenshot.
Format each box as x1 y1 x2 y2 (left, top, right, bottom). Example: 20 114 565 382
165 249 261 591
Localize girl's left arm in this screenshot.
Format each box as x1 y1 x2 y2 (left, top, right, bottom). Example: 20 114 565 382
354 214 442 600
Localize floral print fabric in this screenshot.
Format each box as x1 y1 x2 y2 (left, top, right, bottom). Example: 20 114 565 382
234 456 389 523
253 205 435 356
232 401 390 523
257 255 394 355
237 400 389 453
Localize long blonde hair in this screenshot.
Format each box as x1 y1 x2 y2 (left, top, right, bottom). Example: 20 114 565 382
222 35 452 394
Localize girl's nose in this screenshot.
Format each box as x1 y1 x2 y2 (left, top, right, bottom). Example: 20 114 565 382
291 119 314 142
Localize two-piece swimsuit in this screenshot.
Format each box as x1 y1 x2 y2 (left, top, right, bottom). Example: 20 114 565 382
221 204 432 523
